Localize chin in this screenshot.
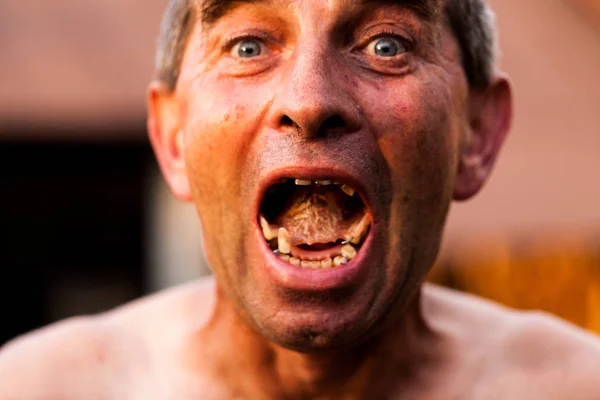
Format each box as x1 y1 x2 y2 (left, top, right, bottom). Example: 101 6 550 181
255 306 376 352
238 239 413 353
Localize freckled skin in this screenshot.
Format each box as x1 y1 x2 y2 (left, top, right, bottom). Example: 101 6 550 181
2 1 600 399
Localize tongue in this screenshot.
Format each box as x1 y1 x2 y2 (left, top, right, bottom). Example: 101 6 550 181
290 244 345 261
273 187 352 246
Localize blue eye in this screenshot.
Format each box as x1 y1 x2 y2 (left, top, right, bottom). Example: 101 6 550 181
232 39 263 58
367 37 406 57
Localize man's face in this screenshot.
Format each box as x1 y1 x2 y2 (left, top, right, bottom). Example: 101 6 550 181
155 0 479 350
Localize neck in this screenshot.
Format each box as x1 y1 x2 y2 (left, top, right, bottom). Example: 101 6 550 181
190 283 441 399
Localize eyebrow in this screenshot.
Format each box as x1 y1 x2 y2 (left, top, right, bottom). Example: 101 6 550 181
394 0 441 20
199 0 440 27
200 0 263 26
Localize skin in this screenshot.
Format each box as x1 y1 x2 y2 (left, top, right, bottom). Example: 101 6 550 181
2 0 600 398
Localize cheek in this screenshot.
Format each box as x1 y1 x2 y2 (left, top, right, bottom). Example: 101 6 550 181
365 79 463 287
180 79 269 278
369 79 459 198
182 78 268 205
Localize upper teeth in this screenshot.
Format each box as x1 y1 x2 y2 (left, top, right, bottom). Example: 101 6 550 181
259 216 277 241
284 178 356 196
340 185 355 196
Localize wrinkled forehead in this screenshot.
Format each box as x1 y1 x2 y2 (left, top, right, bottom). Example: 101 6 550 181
198 0 443 25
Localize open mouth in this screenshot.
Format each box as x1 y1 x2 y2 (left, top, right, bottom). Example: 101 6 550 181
258 178 372 270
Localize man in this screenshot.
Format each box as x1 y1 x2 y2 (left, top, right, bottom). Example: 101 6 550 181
2 0 600 398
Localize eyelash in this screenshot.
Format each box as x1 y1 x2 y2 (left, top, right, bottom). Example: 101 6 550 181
222 33 271 53
362 29 412 52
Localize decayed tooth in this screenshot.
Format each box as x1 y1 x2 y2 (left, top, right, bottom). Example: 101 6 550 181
341 244 357 260
315 180 332 185
278 228 291 254
301 260 321 269
333 256 349 267
279 254 290 262
260 215 277 241
341 184 356 196
321 258 333 269
295 179 311 186
350 214 371 244
290 257 301 266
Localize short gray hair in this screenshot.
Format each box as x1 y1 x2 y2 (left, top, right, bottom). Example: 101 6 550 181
154 0 197 91
444 0 497 89
153 0 497 91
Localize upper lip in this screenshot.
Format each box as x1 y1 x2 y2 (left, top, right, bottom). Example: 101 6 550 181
253 166 373 224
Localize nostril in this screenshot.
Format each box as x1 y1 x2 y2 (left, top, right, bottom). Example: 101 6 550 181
278 113 357 138
281 115 300 130
320 115 346 132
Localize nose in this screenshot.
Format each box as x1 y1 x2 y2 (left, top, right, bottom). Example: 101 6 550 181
267 49 362 139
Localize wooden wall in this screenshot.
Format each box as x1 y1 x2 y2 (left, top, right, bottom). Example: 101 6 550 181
431 233 600 333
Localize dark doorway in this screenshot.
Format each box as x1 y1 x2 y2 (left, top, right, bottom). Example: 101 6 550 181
0 139 153 345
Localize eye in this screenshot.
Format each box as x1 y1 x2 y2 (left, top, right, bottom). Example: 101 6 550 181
366 37 407 57
231 38 264 58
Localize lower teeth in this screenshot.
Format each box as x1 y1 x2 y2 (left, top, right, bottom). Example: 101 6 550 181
262 222 364 269
333 256 349 267
274 243 357 269
341 244 357 260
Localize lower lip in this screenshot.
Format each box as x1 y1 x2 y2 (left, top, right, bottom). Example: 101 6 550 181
256 223 375 292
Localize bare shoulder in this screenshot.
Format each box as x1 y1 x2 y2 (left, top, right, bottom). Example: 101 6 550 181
423 283 600 399
0 315 116 399
499 307 600 396
0 277 216 399
102 276 216 332
422 283 516 338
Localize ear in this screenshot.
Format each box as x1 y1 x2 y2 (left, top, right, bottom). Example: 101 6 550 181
453 75 513 201
147 81 192 201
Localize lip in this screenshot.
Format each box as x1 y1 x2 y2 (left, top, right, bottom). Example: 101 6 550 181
256 224 375 291
253 166 375 291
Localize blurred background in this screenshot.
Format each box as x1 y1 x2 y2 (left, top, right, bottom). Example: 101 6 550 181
0 0 599 345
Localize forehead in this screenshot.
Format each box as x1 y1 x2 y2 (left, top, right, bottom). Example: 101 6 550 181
198 0 443 25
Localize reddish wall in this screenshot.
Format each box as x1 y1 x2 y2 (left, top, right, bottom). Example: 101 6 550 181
445 0 600 241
